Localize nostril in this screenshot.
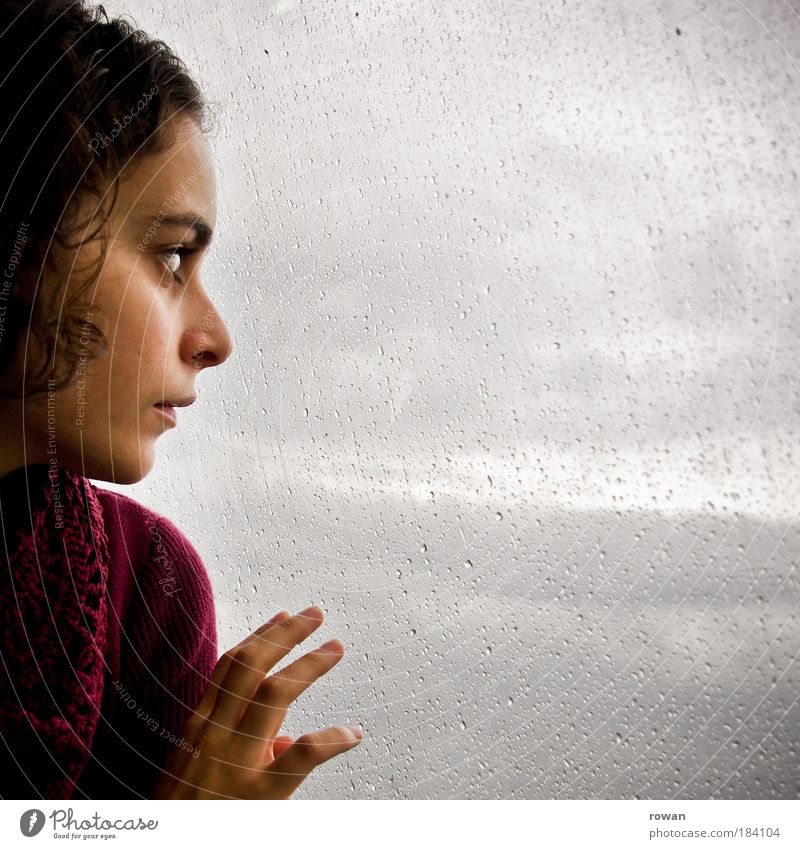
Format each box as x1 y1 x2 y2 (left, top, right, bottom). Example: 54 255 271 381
192 350 218 367
187 321 233 368
212 335 234 366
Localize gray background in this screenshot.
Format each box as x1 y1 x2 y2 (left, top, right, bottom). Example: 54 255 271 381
99 0 800 798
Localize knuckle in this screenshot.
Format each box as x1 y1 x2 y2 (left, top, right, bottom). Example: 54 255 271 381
293 732 322 758
195 726 223 752
254 676 283 703
232 645 260 668
333 726 356 745
267 616 303 648
313 648 338 669
183 712 207 736
253 611 289 637
217 650 236 669
292 728 351 760
274 615 298 634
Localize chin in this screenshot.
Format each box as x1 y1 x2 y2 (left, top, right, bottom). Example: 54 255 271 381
110 450 155 485
75 444 156 485
108 465 151 485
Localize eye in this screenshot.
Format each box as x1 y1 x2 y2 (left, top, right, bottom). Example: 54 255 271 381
165 251 181 274
160 247 189 283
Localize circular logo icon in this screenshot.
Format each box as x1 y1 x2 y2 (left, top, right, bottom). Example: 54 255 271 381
19 809 46 837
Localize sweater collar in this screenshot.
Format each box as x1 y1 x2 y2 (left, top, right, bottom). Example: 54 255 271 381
0 462 109 798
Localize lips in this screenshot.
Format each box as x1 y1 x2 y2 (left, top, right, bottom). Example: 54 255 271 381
152 396 195 426
158 396 196 408
153 403 177 425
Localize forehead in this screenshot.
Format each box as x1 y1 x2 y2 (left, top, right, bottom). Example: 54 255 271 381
116 117 217 230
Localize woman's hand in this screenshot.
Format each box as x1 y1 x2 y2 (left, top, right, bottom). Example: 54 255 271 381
150 606 362 799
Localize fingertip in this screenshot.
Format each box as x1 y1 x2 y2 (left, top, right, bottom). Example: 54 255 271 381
297 605 324 622
262 610 290 628
333 725 363 743
254 610 290 636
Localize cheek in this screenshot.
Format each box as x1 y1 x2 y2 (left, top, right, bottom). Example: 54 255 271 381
82 314 173 415
108 293 174 371
80 264 179 408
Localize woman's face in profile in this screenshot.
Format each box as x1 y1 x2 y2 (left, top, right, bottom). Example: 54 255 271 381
28 116 233 484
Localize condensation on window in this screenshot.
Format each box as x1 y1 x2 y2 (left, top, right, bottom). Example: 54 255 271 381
110 0 800 800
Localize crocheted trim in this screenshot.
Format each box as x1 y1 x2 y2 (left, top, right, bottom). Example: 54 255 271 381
0 465 109 799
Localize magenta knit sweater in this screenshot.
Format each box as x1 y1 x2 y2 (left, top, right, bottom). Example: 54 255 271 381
0 465 218 799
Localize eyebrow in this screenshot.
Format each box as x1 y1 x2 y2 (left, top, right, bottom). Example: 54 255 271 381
137 212 214 248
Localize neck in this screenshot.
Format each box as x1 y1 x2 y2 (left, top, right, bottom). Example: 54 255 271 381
0 399 47 480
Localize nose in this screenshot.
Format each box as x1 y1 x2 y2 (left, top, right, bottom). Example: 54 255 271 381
180 297 234 371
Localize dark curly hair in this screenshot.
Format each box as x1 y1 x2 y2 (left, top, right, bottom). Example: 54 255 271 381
0 0 209 398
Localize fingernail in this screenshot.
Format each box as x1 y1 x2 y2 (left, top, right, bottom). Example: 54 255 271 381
318 639 342 652
297 605 323 619
347 725 363 741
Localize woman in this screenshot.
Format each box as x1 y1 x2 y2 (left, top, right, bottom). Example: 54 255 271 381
0 0 362 800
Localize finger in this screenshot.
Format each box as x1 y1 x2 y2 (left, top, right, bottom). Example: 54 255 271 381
155 610 293 792
261 725 363 799
192 610 291 727
234 639 345 747
210 607 325 730
272 735 294 760
251 610 293 639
